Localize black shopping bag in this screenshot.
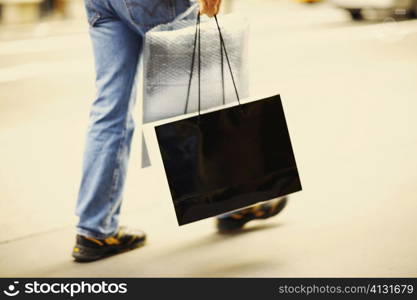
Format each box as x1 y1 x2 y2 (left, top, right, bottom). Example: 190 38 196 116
155 15 302 225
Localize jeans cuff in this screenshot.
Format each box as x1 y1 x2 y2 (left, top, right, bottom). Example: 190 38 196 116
76 227 117 239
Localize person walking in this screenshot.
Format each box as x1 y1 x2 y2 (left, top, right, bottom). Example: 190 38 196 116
73 0 287 262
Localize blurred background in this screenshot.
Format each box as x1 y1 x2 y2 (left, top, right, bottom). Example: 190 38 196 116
1 0 417 277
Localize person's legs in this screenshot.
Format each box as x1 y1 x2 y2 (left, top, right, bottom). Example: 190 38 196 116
75 0 194 240
75 0 143 239
73 0 194 262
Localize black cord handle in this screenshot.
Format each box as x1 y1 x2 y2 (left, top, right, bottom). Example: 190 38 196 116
214 15 241 106
184 13 200 115
184 13 242 116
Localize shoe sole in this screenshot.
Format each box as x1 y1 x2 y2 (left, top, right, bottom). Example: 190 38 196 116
72 238 146 263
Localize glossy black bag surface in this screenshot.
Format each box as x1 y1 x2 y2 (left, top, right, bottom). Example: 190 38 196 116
155 94 302 225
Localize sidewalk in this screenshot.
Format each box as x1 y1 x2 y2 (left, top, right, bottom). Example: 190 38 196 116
1 0 417 277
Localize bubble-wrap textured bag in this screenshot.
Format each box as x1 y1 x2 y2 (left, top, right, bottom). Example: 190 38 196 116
141 5 249 167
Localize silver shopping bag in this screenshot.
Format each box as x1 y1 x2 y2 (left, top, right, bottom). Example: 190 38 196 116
141 5 249 167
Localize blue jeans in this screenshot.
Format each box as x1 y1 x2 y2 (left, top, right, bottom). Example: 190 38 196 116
76 0 193 239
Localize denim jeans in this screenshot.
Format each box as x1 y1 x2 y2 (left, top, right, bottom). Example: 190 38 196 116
76 0 193 239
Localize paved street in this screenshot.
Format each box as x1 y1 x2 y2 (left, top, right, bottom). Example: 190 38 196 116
1 0 417 277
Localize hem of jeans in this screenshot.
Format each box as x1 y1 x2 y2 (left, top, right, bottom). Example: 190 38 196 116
76 227 118 240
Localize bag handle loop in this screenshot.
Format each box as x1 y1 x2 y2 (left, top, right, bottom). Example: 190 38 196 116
184 13 242 116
